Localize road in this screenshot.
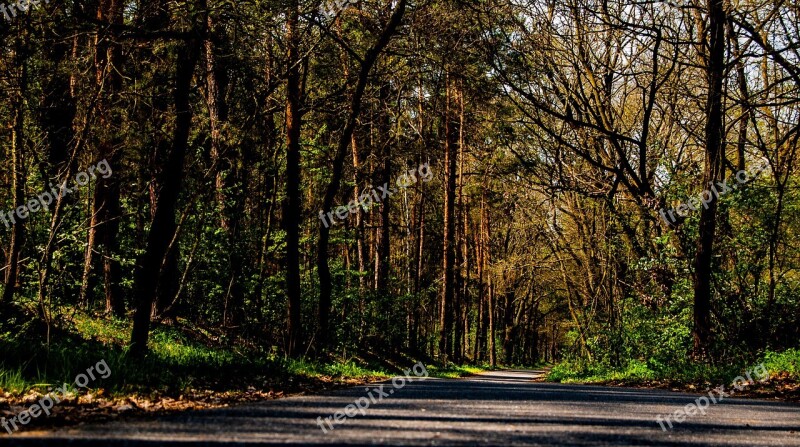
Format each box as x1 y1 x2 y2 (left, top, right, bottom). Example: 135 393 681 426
2 369 799 446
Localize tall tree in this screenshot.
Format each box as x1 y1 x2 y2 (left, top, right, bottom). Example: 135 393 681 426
439 73 459 363
283 0 303 357
130 9 205 357
316 0 407 349
2 35 28 305
692 0 726 357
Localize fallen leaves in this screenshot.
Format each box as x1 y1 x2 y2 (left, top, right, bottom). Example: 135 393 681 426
0 374 377 434
582 373 800 403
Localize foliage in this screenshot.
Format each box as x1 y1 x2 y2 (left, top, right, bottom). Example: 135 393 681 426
0 310 395 397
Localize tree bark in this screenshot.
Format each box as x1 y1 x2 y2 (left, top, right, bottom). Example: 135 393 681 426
284 0 303 357
2 55 27 304
130 28 203 357
439 74 459 364
692 0 726 358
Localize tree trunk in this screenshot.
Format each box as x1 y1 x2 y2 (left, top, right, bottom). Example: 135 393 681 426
36 27 78 307
439 74 459 363
80 0 125 314
204 15 244 328
2 57 27 304
503 289 514 364
375 84 391 297
284 0 303 357
474 183 487 361
692 0 726 359
130 30 203 357
316 0 406 350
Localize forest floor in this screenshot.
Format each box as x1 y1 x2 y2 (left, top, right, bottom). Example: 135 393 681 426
4 307 797 439
543 353 800 403
5 369 800 446
0 307 489 434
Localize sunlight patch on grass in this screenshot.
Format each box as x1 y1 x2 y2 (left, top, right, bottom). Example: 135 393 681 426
548 349 800 385
426 364 494 379
284 358 389 382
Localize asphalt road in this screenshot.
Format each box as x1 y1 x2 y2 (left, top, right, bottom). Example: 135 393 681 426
2 369 800 446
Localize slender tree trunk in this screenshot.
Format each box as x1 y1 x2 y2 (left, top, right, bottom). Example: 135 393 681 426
503 289 515 364
204 15 244 327
284 0 304 357
439 74 459 363
352 135 366 293
457 85 468 362
254 43 279 317
2 58 27 304
474 184 487 361
79 201 97 308
130 29 203 357
484 193 496 366
99 0 124 316
102 170 124 316
375 84 391 296
488 272 496 366
81 0 125 314
728 20 749 175
692 0 726 359
36 29 78 307
412 183 425 353
316 0 406 350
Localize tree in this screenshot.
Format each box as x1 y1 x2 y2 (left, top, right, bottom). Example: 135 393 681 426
692 0 726 358
130 5 206 357
316 0 407 350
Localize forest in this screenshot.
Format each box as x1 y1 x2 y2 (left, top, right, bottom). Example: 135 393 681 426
0 0 799 417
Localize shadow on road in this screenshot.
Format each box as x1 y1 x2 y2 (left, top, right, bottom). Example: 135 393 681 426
2 370 799 446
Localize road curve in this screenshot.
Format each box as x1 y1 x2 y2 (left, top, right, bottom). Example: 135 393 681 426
2 369 799 446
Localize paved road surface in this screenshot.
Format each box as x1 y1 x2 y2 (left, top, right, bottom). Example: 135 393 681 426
2 369 799 446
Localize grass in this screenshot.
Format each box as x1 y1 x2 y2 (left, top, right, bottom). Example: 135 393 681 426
546 349 800 386
284 358 390 382
762 348 800 378
0 310 404 398
0 367 26 395
425 363 495 379
1 308 502 400
0 306 521 401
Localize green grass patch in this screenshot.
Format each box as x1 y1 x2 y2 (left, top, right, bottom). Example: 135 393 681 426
284 358 390 381
426 363 495 379
547 349 800 385
0 309 422 397
0 307 509 399
762 348 800 379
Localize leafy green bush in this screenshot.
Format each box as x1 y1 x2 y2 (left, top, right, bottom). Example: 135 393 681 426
762 349 800 378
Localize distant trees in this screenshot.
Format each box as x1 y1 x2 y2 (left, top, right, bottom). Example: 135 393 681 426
485 0 800 362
